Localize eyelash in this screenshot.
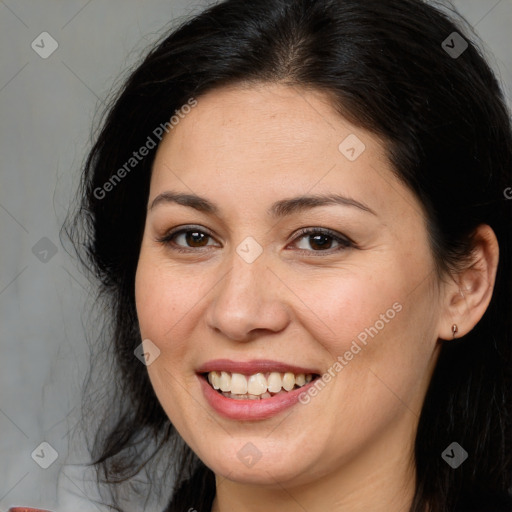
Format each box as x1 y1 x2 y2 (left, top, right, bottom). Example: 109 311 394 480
156 225 355 256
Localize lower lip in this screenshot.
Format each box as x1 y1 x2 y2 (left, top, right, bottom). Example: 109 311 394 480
198 374 319 421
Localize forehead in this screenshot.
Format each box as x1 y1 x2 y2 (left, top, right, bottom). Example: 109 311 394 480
149 83 420 224
158 83 373 161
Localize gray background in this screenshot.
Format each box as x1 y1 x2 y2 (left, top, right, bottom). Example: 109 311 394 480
1 0 511 510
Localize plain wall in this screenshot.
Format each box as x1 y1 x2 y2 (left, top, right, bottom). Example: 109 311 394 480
1 0 511 510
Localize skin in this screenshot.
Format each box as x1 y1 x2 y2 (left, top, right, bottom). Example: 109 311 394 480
134 82 499 512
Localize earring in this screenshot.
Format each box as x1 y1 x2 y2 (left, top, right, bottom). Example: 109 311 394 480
452 324 458 338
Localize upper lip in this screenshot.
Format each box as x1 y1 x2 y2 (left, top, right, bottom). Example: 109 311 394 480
196 359 320 376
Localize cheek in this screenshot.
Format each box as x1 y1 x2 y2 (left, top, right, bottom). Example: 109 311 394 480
294 255 437 397
292 267 404 352
134 253 207 431
135 254 206 350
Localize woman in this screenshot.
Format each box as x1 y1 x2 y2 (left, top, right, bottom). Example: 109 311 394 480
12 0 512 510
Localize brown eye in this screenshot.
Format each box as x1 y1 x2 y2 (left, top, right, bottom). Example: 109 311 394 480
305 233 335 251
157 226 219 252
181 230 210 247
291 228 353 253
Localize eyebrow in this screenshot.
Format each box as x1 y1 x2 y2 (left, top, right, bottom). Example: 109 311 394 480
149 191 376 217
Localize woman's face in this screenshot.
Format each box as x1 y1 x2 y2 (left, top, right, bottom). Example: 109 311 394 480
135 83 445 489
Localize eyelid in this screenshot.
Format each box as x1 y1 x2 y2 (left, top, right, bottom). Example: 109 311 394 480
290 227 355 247
287 227 355 255
155 225 219 247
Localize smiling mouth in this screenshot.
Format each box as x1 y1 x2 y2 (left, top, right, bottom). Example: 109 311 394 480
202 371 321 400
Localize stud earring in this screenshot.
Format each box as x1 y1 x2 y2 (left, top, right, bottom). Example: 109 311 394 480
452 324 458 338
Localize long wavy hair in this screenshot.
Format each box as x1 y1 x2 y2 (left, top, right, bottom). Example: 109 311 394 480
64 0 512 510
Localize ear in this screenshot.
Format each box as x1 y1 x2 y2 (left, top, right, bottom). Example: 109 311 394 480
438 224 499 340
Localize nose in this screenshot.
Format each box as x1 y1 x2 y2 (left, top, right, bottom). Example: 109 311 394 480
205 248 291 342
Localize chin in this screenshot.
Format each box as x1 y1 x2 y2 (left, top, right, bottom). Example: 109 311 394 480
202 445 313 486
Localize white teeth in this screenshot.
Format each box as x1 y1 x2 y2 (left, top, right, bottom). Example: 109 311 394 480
207 370 316 398
208 371 221 390
219 371 231 392
247 373 267 395
282 372 295 391
267 372 283 393
230 373 248 394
